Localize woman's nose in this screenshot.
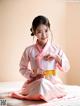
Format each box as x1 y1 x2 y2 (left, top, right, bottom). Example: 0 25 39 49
42 32 46 37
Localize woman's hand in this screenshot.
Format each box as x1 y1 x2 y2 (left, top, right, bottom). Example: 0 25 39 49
43 54 54 61
27 73 44 84
43 54 62 66
54 55 62 66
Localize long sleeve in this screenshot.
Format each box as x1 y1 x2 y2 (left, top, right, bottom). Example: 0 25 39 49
19 48 31 79
57 49 70 72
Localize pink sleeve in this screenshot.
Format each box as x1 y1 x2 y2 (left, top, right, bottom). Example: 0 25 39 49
56 49 70 72
19 48 31 79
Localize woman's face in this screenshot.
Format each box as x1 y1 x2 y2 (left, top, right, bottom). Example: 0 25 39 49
35 24 49 45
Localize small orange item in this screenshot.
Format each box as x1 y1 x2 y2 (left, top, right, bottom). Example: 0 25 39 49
43 70 56 77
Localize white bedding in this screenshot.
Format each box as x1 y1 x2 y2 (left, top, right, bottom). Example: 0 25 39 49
0 81 80 106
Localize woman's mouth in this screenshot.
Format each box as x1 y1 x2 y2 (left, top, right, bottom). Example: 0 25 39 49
41 37 48 40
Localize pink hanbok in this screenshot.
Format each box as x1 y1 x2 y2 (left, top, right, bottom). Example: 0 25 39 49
10 40 70 101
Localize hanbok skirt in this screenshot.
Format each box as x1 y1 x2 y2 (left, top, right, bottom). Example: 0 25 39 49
10 77 66 101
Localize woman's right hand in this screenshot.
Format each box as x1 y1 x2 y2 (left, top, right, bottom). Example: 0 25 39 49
35 74 44 79
27 73 44 84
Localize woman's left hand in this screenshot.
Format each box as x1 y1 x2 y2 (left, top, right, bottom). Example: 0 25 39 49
43 54 62 66
43 54 55 61
54 55 62 66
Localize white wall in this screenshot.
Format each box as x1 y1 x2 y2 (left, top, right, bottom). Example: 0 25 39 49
66 2 80 85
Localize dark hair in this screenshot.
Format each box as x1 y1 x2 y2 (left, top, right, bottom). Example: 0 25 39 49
30 15 50 36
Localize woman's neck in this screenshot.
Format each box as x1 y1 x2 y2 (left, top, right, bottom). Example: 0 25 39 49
37 39 48 48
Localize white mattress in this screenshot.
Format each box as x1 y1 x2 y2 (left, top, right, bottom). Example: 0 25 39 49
0 81 80 106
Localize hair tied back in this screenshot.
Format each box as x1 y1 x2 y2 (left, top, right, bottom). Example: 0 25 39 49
30 28 34 36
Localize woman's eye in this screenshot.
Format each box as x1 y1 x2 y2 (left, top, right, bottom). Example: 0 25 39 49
38 31 41 33
45 30 48 32
37 31 41 34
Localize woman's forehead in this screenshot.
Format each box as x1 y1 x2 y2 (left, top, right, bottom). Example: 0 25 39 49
36 24 48 30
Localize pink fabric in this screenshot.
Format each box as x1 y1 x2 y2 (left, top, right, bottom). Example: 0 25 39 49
10 40 70 101
35 40 50 69
10 78 66 101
